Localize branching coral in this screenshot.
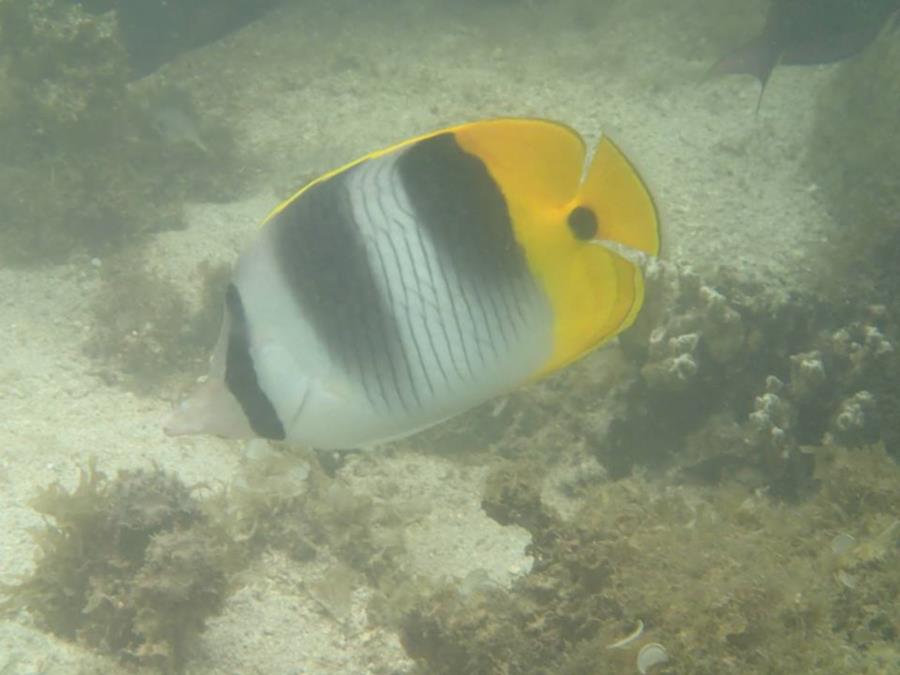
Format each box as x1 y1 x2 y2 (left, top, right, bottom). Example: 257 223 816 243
592 261 897 497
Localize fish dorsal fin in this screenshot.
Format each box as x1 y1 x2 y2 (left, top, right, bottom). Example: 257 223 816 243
263 118 586 225
450 118 587 208
578 135 660 256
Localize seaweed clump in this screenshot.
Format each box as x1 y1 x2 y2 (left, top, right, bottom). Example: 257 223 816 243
213 443 408 589
1 464 237 673
2 446 413 672
399 444 900 674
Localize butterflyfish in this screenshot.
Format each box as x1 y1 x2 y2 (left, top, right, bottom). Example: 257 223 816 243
164 118 660 449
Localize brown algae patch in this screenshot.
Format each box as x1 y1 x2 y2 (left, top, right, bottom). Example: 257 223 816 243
398 444 900 674
0 463 239 673
0 445 415 673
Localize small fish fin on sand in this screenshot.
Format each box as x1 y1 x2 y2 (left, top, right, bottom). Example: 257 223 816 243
709 36 781 87
709 37 781 113
709 1 900 112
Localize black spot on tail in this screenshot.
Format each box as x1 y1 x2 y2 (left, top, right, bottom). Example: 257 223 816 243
567 205 598 240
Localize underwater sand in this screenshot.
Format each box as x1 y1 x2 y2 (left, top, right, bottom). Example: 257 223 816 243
0 0 861 672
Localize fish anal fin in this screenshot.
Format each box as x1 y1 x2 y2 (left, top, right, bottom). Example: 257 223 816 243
537 242 644 378
604 246 645 336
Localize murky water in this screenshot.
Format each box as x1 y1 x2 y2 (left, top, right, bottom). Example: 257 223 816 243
1 1 898 673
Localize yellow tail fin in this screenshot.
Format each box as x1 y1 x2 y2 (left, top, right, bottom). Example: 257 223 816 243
579 135 660 256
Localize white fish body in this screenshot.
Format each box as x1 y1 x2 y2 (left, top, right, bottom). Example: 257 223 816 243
165 118 660 449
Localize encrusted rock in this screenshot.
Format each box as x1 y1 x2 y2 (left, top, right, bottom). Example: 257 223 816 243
698 285 745 364
746 376 795 459
788 350 827 401
829 321 894 388
641 329 700 392
630 261 747 393
826 390 879 447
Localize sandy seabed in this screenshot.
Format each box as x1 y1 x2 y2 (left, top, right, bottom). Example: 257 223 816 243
0 0 855 673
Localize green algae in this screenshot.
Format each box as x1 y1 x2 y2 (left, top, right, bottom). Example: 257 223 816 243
1 445 418 673
9 443 895 674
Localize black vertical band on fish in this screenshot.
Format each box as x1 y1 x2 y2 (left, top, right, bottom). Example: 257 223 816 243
397 133 535 359
268 133 539 414
223 284 285 440
269 172 409 410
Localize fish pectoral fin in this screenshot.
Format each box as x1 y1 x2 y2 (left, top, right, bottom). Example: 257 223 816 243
286 379 311 430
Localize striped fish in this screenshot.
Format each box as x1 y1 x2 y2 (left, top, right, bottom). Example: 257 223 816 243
165 118 660 449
